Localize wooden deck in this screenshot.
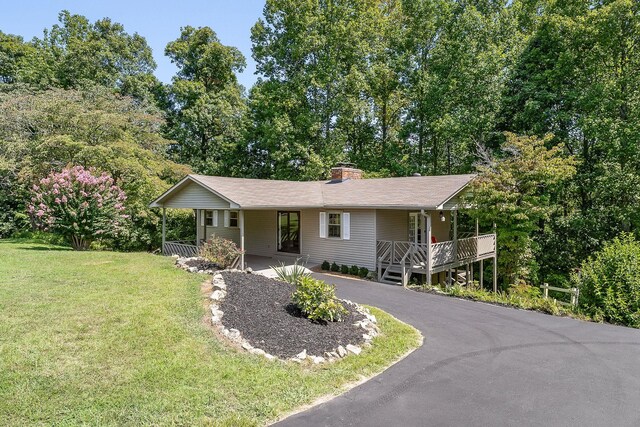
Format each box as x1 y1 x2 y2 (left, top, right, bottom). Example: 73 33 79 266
376 234 497 286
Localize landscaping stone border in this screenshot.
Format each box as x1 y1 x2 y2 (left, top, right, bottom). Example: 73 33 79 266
174 255 218 274
208 271 380 364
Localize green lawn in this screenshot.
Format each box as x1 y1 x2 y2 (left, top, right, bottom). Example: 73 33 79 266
0 240 421 426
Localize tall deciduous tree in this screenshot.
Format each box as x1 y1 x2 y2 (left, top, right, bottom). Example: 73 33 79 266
467 133 576 286
165 26 247 175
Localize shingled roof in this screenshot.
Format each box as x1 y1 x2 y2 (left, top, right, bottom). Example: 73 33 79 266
151 173 476 210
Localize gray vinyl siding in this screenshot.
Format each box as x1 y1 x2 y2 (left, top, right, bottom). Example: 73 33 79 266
375 210 408 241
244 210 277 257
301 209 376 270
162 181 231 209
205 224 240 245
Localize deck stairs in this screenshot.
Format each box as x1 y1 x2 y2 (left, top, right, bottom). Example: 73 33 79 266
380 265 405 285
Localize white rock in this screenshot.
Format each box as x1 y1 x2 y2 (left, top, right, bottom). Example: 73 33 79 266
365 313 377 323
310 356 325 364
213 273 224 281
264 353 276 361
337 345 347 357
210 290 226 301
346 344 362 355
245 267 253 274
295 349 307 360
363 333 373 341
250 348 266 356
188 266 198 273
242 342 253 351
227 328 241 341
210 307 223 322
172 254 180 259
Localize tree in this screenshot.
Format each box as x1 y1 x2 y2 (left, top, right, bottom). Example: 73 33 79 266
502 0 640 283
0 84 190 249
29 166 128 250
467 133 576 285
165 26 247 175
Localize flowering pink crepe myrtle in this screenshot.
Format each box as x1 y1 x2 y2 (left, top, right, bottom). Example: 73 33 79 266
28 166 128 250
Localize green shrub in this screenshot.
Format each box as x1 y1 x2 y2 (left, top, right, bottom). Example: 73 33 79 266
321 260 331 271
330 262 340 272
340 264 349 274
198 236 241 269
271 259 310 284
358 267 369 278
573 233 640 327
508 282 542 299
349 265 359 275
292 276 348 322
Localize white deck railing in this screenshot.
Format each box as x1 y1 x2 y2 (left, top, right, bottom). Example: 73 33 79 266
377 234 496 271
163 240 199 257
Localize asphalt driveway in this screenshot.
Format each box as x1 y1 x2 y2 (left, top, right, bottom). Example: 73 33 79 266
276 274 640 427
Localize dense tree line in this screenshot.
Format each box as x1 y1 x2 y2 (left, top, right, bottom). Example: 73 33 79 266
1 2 639 287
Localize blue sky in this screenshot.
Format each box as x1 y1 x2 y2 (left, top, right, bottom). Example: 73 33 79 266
0 0 266 90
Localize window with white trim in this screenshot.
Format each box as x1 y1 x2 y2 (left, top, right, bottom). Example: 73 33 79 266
328 212 341 238
205 210 214 226
229 211 239 228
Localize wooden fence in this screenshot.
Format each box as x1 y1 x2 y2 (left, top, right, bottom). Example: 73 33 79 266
540 283 580 307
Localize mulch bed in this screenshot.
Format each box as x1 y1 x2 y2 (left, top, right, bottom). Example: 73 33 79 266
184 259 219 271
219 271 367 358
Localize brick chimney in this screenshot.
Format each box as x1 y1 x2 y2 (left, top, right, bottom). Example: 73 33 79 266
331 163 363 182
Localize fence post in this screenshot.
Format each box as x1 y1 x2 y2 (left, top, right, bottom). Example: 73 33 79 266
542 283 549 299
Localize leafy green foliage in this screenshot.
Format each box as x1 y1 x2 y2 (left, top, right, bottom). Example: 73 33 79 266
573 233 640 327
0 84 190 249
164 26 247 175
292 276 348 322
340 264 350 274
445 285 565 317
358 267 369 278
349 265 360 275
321 260 331 271
466 133 576 285
330 262 340 272
198 236 241 269
271 259 311 284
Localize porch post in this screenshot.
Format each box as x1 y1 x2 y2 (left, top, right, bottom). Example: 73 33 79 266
480 259 484 289
453 210 458 262
425 212 432 285
493 221 497 293
493 255 498 293
162 207 166 255
239 210 245 271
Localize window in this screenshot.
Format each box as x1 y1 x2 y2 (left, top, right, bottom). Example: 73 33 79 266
328 213 341 238
205 210 214 226
229 211 239 228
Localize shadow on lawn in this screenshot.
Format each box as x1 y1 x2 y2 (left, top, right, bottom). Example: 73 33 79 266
0 239 72 251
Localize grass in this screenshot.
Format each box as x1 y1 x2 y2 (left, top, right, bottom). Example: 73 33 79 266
0 240 421 426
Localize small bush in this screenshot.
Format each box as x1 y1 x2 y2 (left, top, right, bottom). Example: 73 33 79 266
271 259 310 284
340 264 349 274
573 233 640 327
199 236 241 269
292 276 348 322
330 262 340 272
508 282 542 299
358 267 369 278
321 260 331 271
349 265 359 275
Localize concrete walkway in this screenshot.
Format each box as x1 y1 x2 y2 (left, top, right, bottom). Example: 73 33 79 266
276 274 640 427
